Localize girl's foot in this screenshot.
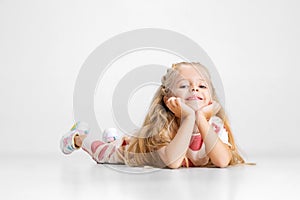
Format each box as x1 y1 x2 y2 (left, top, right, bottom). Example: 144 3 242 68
83 140 118 163
60 121 90 154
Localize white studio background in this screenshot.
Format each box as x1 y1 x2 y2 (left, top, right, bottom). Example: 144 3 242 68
0 0 299 159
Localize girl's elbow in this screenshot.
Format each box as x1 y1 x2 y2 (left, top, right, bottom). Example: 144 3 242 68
166 160 182 169
216 161 229 168
213 151 232 168
167 163 181 169
213 158 230 168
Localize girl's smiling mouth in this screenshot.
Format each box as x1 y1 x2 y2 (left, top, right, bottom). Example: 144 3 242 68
186 95 203 101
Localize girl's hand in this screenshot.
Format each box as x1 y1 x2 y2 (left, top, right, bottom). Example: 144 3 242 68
164 96 194 118
196 101 221 120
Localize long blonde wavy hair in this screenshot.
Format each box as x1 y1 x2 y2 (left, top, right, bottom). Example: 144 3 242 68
127 62 245 166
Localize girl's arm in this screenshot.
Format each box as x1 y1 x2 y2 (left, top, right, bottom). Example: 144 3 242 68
157 97 195 169
158 115 195 169
195 113 232 168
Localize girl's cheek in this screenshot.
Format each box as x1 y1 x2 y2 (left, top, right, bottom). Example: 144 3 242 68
179 89 189 96
172 89 182 97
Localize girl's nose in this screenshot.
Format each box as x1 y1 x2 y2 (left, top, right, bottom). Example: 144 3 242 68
191 87 199 92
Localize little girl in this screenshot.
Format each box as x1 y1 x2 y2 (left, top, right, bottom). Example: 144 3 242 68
60 62 245 168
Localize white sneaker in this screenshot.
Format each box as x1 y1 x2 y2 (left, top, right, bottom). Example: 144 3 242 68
60 121 89 154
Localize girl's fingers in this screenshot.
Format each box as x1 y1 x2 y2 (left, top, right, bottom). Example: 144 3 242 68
168 97 177 108
212 101 221 114
165 98 172 111
166 97 184 114
175 97 181 107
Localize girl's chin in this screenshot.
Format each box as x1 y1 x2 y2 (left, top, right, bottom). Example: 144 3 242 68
186 101 206 111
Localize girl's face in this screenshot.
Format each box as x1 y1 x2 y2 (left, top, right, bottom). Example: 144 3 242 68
172 64 212 111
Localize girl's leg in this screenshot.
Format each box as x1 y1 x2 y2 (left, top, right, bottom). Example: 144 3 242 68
82 136 127 164
60 122 126 164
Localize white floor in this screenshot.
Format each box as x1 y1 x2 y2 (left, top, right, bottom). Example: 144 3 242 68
1 153 299 200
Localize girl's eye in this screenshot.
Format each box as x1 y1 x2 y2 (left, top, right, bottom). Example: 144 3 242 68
179 85 189 89
199 85 207 89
